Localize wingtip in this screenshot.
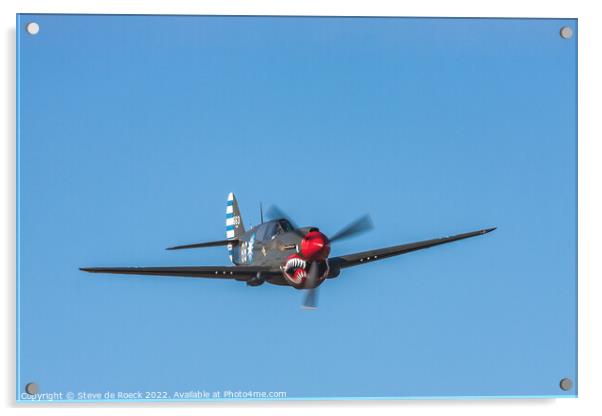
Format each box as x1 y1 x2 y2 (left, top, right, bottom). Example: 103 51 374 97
483 227 497 234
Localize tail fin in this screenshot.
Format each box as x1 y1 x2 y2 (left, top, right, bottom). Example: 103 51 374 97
226 193 245 262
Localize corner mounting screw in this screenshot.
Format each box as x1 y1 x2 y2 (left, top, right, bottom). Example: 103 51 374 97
559 377 573 391
560 26 573 39
26 22 40 35
25 382 38 395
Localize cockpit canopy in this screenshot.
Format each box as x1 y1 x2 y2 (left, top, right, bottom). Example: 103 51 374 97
255 219 294 240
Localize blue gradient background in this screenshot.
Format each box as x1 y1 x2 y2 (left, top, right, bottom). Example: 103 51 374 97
17 15 577 400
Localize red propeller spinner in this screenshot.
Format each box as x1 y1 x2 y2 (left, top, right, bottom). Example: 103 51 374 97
299 229 331 261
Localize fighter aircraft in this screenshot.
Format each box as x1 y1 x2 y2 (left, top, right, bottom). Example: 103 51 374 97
81 193 495 309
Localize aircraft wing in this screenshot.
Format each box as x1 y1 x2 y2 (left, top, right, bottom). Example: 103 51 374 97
80 265 280 280
329 227 496 270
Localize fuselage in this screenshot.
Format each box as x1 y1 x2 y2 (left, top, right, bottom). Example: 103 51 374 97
230 219 333 287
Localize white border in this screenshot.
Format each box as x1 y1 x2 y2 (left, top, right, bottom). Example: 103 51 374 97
3 1 600 415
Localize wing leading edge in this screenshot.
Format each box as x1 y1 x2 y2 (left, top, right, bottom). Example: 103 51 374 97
330 227 496 269
79 265 280 280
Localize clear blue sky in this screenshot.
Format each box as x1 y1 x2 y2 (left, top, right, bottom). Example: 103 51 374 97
17 15 577 400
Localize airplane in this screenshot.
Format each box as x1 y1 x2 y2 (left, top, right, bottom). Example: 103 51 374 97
81 193 496 309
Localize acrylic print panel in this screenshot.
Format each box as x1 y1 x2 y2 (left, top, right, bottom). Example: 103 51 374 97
16 14 577 402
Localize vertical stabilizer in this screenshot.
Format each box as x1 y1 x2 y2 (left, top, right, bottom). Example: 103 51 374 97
226 193 245 262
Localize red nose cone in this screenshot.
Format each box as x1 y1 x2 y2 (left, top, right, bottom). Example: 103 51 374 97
300 231 331 261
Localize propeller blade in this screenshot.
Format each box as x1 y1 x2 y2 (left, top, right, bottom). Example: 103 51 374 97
302 261 320 309
266 205 305 237
302 289 318 309
329 214 374 242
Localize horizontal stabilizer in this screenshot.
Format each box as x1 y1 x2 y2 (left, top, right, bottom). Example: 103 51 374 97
166 239 239 251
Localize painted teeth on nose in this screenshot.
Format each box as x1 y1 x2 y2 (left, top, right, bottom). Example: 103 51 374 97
286 259 295 271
